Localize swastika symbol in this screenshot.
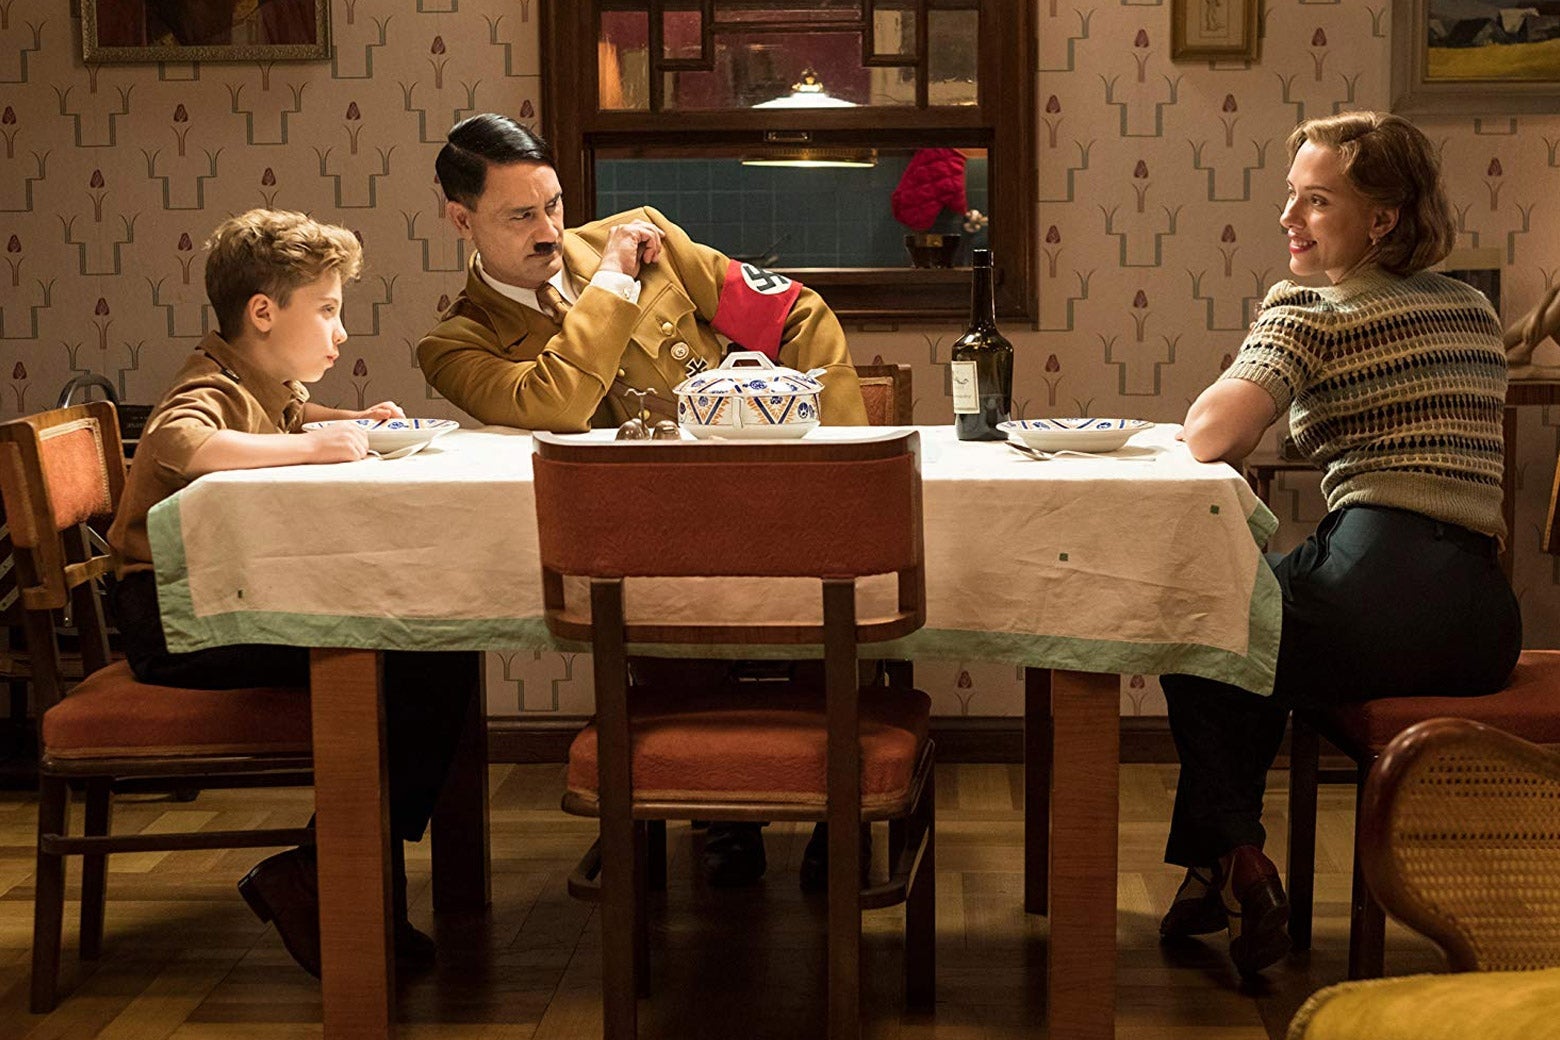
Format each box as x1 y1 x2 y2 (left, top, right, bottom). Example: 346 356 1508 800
684 356 709 376
740 264 793 295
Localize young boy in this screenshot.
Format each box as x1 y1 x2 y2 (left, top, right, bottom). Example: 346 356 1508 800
106 208 475 979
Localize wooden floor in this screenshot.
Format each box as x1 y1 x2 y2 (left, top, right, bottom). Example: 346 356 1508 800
0 763 1442 1039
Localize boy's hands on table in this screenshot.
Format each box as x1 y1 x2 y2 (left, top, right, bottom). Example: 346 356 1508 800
302 423 371 463
350 400 405 420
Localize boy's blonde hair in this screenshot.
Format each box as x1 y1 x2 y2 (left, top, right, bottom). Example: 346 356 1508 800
205 209 363 339
1286 112 1456 276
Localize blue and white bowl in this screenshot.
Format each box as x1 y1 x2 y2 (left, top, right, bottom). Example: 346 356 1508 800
673 351 824 439
301 417 458 452
999 417 1151 453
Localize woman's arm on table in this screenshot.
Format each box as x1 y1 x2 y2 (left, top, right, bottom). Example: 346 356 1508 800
1177 377 1278 466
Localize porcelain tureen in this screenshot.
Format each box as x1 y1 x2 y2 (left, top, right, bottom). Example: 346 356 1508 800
673 351 825 439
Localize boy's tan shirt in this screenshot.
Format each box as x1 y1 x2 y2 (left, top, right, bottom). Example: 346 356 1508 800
108 331 309 577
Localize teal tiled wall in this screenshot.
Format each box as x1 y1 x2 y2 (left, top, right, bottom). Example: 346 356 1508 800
596 155 990 268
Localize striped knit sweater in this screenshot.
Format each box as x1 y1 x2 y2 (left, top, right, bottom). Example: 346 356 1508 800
1222 265 1507 538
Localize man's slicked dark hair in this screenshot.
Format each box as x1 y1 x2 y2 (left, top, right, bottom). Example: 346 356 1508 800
435 113 554 208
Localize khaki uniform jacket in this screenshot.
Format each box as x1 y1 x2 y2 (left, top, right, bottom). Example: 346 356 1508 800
107 332 308 577
417 206 867 432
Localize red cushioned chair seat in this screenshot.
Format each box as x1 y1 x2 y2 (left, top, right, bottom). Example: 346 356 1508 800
567 683 931 813
42 660 312 760
1328 650 1560 752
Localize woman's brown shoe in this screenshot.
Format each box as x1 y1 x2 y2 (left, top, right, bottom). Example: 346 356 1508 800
1159 866 1229 939
1223 845 1291 978
238 847 322 978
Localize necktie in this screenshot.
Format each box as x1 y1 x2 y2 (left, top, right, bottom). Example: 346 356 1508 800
537 283 571 323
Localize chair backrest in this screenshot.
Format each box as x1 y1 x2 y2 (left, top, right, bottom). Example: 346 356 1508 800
856 363 913 426
1360 717 1560 972
1546 452 1558 556
532 429 925 648
0 401 126 711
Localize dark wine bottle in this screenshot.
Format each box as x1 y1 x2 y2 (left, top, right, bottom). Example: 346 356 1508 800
951 248 1013 441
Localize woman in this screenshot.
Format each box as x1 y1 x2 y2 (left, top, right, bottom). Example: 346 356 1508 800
1160 111 1521 979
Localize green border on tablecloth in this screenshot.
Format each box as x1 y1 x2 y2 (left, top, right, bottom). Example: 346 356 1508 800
148 490 1283 695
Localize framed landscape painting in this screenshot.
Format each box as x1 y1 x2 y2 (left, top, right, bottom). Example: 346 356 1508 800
1392 0 1560 113
83 0 330 63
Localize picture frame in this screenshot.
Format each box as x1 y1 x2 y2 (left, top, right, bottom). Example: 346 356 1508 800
1170 0 1260 63
1438 246 1502 315
1391 0 1560 114
82 0 331 63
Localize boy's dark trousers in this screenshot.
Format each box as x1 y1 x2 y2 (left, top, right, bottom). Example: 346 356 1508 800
110 571 476 844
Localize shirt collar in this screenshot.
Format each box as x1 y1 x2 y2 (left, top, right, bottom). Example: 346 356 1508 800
474 253 576 312
195 331 310 427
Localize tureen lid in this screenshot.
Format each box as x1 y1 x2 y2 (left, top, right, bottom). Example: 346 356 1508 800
673 351 826 397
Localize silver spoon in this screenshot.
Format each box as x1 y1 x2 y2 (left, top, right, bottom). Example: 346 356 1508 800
367 441 428 460
1005 441 1153 462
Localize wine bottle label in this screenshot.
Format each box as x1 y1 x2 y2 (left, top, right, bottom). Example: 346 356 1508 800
950 360 979 414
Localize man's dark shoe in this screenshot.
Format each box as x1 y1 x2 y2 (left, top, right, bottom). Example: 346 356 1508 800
1159 865 1229 939
1223 845 1291 978
238 847 322 977
799 822 873 892
701 822 767 887
238 843 438 978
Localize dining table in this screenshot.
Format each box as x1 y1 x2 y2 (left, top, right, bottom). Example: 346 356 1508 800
148 422 1280 1040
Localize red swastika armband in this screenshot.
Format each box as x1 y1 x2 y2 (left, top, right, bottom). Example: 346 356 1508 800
711 260 803 360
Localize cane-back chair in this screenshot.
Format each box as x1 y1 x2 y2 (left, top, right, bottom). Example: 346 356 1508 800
0 401 313 1012
532 429 935 1040
1286 718 1560 1040
1286 454 1560 979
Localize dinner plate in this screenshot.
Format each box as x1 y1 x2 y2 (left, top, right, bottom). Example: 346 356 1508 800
999 417 1151 453
302 417 458 453
679 422 813 440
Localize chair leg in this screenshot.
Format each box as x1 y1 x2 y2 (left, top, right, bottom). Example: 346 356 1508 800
828 813 862 1040
31 776 70 1014
600 815 639 1040
1286 715 1320 952
904 767 935 1012
645 820 666 893
633 821 651 999
1347 766 1387 979
1024 667 1051 915
79 778 112 961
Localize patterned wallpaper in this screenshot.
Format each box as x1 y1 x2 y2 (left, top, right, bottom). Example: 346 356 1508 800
3 1 1556 719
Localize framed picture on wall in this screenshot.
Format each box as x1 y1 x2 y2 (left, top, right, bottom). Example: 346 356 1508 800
83 0 331 63
1391 0 1560 114
1170 0 1260 62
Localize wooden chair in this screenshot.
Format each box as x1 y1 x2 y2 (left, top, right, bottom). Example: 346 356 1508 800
856 363 913 426
1286 718 1560 1040
0 401 314 1012
1286 455 1560 979
532 429 935 1040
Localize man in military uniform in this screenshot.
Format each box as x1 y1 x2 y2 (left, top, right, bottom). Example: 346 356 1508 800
419 114 868 886
418 113 866 433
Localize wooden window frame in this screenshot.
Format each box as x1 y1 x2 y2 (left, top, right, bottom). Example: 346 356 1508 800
540 0 1035 323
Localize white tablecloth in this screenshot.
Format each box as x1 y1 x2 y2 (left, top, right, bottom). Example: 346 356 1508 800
149 424 1281 693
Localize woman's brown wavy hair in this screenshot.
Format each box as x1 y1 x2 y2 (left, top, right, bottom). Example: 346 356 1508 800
1286 112 1456 276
